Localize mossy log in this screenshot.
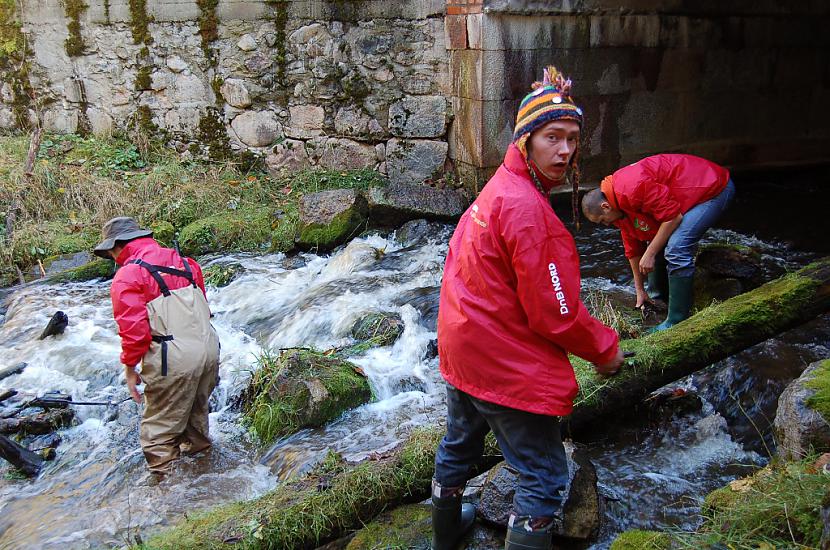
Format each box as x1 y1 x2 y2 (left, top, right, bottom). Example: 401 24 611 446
144 259 830 549
144 428 442 550
566 257 830 433
0 434 42 476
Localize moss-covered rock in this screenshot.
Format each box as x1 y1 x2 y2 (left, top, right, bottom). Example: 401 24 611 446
242 349 372 445
144 426 442 549
297 188 368 252
178 207 274 256
345 503 431 549
775 359 830 460
609 530 671 550
46 259 113 283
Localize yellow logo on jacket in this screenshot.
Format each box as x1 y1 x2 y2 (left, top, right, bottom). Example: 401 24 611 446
634 218 650 232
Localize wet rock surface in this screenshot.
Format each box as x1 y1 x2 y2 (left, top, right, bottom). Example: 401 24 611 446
298 189 369 251
774 360 830 460
367 182 467 227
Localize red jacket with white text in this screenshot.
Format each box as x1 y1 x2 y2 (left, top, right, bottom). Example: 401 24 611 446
110 237 207 367
437 144 619 416
604 154 730 258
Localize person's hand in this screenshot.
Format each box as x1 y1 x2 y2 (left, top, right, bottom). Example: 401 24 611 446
635 289 653 309
124 365 143 404
638 252 656 275
594 347 624 376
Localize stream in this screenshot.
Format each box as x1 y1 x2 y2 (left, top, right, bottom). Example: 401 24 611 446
0 174 828 549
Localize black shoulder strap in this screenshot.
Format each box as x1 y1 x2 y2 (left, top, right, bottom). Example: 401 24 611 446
129 259 196 296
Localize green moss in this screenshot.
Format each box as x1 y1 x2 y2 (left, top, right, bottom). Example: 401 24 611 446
0 0 33 129
177 206 274 256
210 76 224 105
242 348 372 445
269 0 288 97
135 65 152 91
346 504 431 549
63 0 87 56
0 0 21 58
47 259 113 282
609 530 671 550
103 0 110 23
196 106 232 160
702 485 738 513
144 426 442 549
297 205 367 251
195 0 218 61
805 359 830 423
135 105 157 134
128 0 152 45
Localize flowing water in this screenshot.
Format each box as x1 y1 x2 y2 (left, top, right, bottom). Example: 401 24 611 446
0 178 827 549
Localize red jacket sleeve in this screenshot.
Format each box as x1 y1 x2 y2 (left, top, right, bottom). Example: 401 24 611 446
110 268 151 367
510 227 619 365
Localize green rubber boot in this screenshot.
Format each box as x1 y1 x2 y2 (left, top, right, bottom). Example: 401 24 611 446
432 482 475 550
651 275 694 332
504 515 554 550
647 255 669 302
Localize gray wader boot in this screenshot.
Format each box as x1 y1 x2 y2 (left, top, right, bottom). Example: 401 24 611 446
651 274 694 332
432 481 475 550
504 515 553 550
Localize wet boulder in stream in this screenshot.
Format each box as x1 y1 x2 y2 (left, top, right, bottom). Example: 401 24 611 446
693 243 763 310
242 349 372 445
366 182 468 227
774 359 830 460
38 311 68 340
297 188 368 252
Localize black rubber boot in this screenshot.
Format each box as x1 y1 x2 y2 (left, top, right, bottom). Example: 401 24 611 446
651 274 694 332
504 524 553 550
431 482 475 550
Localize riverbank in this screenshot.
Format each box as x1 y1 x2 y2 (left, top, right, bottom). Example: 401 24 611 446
0 131 384 286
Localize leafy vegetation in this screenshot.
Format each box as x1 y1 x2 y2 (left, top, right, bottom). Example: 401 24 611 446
805 358 830 423
0 132 386 286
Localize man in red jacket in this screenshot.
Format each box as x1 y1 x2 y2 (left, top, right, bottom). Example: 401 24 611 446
94 217 220 476
432 66 624 550
581 155 735 330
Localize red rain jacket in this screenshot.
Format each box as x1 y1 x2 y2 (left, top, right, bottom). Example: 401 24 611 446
438 144 619 416
605 154 730 258
110 237 207 367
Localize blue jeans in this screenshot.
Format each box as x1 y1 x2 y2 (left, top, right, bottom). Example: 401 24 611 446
434 384 568 518
664 179 736 277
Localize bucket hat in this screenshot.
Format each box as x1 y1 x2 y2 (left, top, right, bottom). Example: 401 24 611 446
93 217 152 258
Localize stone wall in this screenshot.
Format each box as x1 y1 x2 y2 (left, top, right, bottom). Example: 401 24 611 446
2 0 829 189
0 0 452 185
448 0 830 185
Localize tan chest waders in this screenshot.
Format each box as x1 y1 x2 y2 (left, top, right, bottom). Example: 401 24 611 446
130 259 220 474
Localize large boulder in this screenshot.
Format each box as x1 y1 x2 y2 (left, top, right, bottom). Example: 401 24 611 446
177 207 275 256
367 182 467 227
693 243 763 310
385 139 448 185
297 189 368 251
774 360 830 460
477 444 600 540
242 349 371 445
317 138 377 170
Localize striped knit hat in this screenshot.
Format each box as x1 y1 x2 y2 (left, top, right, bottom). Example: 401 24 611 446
513 65 584 157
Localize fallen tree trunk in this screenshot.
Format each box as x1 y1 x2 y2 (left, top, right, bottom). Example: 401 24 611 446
144 258 830 550
0 409 74 435
0 389 16 403
0 363 26 382
566 257 830 433
0 434 42 476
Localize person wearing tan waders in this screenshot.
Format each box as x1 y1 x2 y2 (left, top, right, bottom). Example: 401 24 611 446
433 66 623 550
94 217 220 476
